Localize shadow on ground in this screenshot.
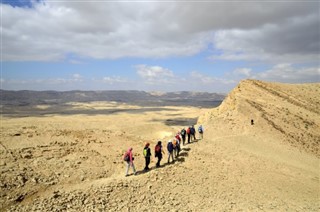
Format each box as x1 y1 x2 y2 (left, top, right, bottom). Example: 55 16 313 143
152 118 198 127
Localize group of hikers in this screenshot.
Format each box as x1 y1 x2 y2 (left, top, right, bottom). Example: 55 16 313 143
123 125 204 177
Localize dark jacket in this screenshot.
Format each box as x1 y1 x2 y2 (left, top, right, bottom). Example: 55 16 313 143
144 147 151 157
167 142 174 152
155 144 162 157
190 127 195 135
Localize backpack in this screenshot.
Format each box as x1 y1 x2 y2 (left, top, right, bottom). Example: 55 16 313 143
155 145 161 153
172 140 177 148
143 147 150 157
181 129 186 136
123 152 129 162
186 128 191 134
198 126 203 133
167 142 174 152
175 134 181 141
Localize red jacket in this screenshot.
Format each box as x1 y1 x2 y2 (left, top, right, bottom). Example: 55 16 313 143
126 148 134 163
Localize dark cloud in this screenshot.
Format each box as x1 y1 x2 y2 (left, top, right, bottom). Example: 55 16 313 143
1 1 318 62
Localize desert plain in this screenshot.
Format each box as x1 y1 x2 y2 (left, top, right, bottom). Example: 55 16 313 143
0 79 319 211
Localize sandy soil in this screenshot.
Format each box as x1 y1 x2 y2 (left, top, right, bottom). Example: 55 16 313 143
1 80 319 211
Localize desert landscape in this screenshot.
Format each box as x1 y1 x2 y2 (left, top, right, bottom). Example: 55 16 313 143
0 79 319 211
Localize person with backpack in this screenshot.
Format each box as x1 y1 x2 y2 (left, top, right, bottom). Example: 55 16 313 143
124 147 136 177
175 133 181 157
167 139 174 164
172 138 177 158
155 141 164 168
198 125 204 139
190 125 196 141
180 128 186 145
143 143 151 171
186 126 191 143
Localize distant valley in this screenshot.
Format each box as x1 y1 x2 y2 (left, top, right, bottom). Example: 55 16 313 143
0 90 225 117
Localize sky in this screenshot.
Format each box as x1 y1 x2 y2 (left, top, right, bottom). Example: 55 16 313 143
1 0 319 93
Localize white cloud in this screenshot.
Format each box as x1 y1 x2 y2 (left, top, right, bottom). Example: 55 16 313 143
190 71 235 85
227 64 320 84
2 1 318 62
135 64 175 85
252 64 320 83
72 74 83 82
101 76 129 85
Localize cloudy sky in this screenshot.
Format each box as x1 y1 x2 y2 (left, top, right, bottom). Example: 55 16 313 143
1 0 319 93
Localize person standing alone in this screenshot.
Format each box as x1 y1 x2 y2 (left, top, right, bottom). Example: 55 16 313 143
198 125 204 139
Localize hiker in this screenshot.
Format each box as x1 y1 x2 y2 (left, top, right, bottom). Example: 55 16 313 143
143 142 151 171
176 138 181 157
198 125 204 139
180 128 186 145
175 133 181 157
172 138 178 158
190 125 196 141
155 141 164 167
167 139 174 163
186 126 191 143
124 147 136 177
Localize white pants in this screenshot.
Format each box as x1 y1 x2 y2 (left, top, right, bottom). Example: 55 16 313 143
125 161 136 175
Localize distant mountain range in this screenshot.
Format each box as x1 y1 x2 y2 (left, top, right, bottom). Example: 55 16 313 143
0 90 225 108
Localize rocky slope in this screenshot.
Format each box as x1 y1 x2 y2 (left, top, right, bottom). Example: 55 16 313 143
1 80 319 211
200 79 320 157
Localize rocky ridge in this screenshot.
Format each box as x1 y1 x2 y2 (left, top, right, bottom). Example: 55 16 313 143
200 79 320 157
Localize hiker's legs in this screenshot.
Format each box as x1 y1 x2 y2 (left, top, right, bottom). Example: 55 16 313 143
131 163 136 174
157 156 162 167
187 134 190 143
146 157 150 169
125 162 130 176
144 157 148 170
168 152 174 163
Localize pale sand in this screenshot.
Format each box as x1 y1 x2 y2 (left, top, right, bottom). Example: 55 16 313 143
1 80 319 211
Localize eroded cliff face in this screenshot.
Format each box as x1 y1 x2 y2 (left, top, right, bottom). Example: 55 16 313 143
199 79 320 157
